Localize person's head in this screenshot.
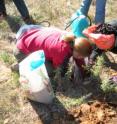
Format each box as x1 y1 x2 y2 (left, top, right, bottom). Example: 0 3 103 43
73 37 92 59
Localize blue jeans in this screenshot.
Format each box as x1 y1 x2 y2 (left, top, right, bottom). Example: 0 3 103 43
0 0 30 18
78 0 107 24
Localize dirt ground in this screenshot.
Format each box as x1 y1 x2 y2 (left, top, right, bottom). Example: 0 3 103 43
0 0 117 124
0 37 117 124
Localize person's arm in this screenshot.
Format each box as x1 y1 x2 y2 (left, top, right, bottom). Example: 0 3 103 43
78 0 92 16
53 56 71 89
90 45 104 61
111 36 117 54
59 56 71 77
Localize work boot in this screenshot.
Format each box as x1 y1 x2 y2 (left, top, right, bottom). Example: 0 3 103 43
0 12 7 20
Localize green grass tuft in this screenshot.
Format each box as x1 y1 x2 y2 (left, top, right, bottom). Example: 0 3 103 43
91 55 105 78
0 51 16 65
101 78 117 93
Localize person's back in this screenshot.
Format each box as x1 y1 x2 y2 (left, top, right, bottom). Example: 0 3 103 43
16 27 72 67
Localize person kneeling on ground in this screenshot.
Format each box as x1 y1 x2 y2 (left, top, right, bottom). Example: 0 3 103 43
12 24 92 84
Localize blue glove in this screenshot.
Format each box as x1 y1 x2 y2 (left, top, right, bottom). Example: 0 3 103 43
71 10 90 37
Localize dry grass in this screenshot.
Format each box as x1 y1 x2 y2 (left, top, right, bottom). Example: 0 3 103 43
2 0 117 28
0 0 117 124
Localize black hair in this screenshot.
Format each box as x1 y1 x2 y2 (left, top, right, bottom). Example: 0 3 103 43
94 23 117 36
94 23 117 53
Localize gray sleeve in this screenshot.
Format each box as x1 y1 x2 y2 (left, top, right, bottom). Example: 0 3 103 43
108 20 117 27
90 47 104 61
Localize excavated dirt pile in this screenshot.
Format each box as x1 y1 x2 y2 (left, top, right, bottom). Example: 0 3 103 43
68 101 117 124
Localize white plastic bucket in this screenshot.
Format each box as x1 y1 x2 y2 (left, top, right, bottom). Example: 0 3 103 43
19 50 54 104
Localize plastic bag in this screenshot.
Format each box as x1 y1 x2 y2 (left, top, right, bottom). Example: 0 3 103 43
19 50 54 104
110 75 117 84
83 25 115 50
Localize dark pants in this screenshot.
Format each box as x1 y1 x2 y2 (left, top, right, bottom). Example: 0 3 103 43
0 0 6 14
0 0 30 18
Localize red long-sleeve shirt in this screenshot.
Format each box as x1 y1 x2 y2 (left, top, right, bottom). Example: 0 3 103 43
16 27 72 68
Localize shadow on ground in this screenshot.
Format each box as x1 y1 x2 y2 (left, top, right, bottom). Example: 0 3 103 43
30 97 78 124
103 53 117 71
5 15 22 33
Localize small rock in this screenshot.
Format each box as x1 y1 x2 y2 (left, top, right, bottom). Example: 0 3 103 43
93 101 101 108
108 111 116 117
4 118 9 124
81 104 91 113
97 110 105 121
74 113 79 118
